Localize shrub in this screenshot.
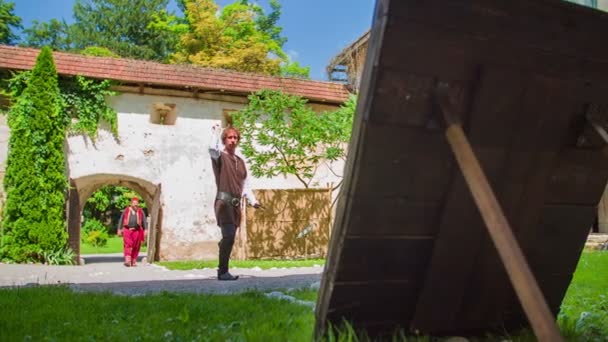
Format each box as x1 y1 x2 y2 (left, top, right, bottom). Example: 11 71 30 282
82 219 109 247
84 229 109 248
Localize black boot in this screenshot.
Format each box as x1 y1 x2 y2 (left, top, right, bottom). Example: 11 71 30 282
218 237 237 280
217 271 239 281
218 224 238 281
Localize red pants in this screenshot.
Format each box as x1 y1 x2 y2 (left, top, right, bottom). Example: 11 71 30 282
123 228 144 260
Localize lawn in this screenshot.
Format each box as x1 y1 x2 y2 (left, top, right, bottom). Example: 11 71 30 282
159 258 325 270
0 251 605 341
558 250 608 341
80 236 146 255
0 287 315 342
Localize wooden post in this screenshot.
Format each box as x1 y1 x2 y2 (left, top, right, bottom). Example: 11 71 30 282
146 184 162 263
233 196 249 260
67 179 81 264
435 83 564 342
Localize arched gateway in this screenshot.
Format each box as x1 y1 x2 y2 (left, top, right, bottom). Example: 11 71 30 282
67 174 162 264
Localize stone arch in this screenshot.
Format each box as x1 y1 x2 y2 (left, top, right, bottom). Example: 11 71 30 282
67 174 163 264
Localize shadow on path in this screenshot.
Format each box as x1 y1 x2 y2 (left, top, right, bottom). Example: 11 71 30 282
10 274 322 295
81 253 144 264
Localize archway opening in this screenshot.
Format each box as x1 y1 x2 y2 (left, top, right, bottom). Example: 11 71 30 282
67 174 162 265
80 185 148 262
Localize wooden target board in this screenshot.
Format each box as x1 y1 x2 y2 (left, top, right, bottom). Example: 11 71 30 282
315 0 608 338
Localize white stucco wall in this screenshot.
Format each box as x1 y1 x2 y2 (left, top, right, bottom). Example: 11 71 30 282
67 92 344 260
0 92 344 260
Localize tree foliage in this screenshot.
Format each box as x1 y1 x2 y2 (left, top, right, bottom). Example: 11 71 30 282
19 0 310 77
21 19 74 51
169 0 308 77
1 47 68 262
0 0 21 45
22 0 176 62
232 90 356 188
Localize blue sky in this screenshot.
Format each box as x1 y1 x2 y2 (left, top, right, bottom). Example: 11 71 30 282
13 0 375 81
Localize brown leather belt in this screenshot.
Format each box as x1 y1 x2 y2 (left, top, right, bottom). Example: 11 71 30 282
216 191 241 207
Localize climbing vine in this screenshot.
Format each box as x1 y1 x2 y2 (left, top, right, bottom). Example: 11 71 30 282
4 71 118 139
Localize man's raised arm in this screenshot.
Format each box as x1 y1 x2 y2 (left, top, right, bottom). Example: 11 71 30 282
209 123 222 160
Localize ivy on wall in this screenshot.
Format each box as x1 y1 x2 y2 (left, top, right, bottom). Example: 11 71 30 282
5 70 117 139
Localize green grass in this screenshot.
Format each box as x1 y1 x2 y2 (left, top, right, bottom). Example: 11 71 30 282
0 286 314 342
158 258 325 270
287 289 319 302
558 250 608 341
1 252 605 341
80 236 147 255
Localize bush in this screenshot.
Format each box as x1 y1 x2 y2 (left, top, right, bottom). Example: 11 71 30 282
81 218 105 237
82 219 109 247
84 229 109 248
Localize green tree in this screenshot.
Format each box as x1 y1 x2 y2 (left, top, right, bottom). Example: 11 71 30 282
170 0 309 77
21 19 74 51
232 90 355 188
21 0 176 61
1 47 68 262
0 0 21 45
68 0 175 61
280 60 310 79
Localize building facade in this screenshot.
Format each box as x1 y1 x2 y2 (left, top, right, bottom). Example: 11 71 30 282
0 45 349 261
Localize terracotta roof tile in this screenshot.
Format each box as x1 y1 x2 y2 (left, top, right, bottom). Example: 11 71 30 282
0 45 350 104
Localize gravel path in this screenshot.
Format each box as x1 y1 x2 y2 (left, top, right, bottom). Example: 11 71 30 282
0 255 323 296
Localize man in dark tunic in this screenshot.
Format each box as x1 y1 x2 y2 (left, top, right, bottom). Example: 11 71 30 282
210 125 261 280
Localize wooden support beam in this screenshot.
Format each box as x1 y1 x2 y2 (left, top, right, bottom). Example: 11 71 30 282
434 83 564 342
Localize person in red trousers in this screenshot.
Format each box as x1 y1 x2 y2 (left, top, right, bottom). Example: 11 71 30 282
117 197 147 267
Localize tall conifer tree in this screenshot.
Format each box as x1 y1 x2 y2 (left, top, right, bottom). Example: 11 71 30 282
1 47 68 262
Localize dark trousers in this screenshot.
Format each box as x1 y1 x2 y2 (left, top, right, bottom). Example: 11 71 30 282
218 223 237 274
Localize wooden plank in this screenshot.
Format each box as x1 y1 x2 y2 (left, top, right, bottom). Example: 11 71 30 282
371 70 436 127
526 205 594 275
454 72 580 328
326 282 420 332
347 196 442 236
412 67 526 331
386 0 608 67
315 0 389 335
146 184 162 262
546 149 608 205
441 125 562 341
415 81 563 340
67 179 81 263
334 238 433 283
354 124 453 201
316 0 608 339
